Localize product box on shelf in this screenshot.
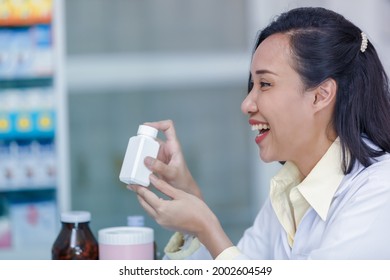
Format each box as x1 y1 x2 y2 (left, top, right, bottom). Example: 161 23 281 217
0 197 11 249
0 140 57 190
0 24 52 79
8 196 57 250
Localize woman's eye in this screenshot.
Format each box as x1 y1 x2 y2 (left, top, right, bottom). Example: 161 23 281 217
260 82 271 88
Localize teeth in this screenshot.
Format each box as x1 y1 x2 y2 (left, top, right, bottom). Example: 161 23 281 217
251 123 271 131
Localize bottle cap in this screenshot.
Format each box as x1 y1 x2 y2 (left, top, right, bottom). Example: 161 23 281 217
98 226 154 245
137 125 158 138
61 211 91 223
127 215 145 227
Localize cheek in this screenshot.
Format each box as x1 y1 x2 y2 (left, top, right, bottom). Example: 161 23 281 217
265 98 307 147
270 90 307 123
274 108 306 139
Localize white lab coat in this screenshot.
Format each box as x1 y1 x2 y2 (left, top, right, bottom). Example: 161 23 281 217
173 151 390 260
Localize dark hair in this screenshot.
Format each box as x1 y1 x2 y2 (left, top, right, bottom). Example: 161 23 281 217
249 7 390 174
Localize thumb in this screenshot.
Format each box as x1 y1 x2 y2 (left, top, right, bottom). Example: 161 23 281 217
145 157 175 178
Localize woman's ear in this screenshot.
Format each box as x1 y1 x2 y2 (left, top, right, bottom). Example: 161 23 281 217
313 78 337 111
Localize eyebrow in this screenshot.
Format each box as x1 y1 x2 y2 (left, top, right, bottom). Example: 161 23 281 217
254 69 278 76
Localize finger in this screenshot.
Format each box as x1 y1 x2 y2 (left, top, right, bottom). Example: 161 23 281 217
136 194 158 218
150 174 178 199
128 184 163 210
144 157 175 178
144 120 177 141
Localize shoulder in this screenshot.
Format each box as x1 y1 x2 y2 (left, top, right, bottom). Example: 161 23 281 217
348 135 390 184
354 152 390 183
335 150 390 199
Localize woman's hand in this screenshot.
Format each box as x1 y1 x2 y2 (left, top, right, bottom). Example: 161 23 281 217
128 174 233 259
142 120 202 199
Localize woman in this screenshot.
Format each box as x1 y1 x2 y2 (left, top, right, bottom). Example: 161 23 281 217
128 7 390 259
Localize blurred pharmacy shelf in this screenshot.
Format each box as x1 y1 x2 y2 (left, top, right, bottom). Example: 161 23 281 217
0 0 69 260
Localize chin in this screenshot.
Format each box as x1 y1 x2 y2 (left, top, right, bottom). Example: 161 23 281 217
259 151 274 163
259 150 284 164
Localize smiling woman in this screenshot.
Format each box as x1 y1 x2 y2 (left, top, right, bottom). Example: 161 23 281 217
242 32 330 171
128 7 390 260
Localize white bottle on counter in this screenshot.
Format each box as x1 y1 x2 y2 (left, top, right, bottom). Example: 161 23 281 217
119 125 159 187
127 215 145 227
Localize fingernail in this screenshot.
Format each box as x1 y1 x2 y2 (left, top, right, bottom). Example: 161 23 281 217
127 185 135 191
144 157 154 168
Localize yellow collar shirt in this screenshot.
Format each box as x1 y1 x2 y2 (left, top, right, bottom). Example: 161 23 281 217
270 138 345 247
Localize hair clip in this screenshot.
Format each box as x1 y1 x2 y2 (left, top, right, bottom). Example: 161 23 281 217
360 32 368 53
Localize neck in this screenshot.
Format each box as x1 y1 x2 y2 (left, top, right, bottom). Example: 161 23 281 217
294 132 337 178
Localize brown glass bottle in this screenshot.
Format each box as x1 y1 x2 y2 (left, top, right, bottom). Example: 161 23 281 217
52 211 98 260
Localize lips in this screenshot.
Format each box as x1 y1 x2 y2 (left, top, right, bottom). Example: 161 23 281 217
249 119 270 144
255 130 270 144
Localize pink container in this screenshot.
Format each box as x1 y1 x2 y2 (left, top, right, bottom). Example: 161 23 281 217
98 226 154 260
0 231 11 248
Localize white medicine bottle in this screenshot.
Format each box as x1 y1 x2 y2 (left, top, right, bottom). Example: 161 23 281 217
127 215 159 260
119 125 159 187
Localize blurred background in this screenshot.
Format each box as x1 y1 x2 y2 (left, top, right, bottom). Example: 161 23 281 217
0 0 389 259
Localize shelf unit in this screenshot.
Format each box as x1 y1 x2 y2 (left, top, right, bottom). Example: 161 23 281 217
0 0 69 259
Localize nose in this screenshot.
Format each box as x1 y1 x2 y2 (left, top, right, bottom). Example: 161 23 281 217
241 90 257 115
